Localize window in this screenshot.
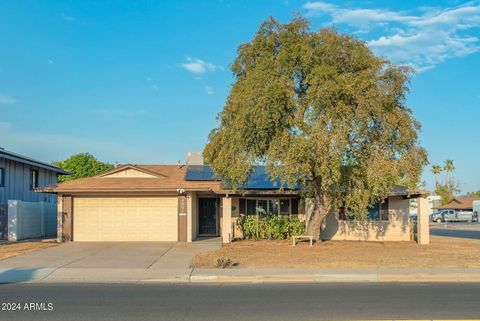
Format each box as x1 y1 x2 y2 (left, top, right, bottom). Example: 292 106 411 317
240 198 293 216
339 200 389 221
367 203 380 220
246 199 257 215
0 167 4 187
30 169 39 190
280 199 290 215
257 200 268 216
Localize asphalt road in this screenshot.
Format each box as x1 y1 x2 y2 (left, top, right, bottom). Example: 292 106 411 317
430 222 480 240
1 283 479 320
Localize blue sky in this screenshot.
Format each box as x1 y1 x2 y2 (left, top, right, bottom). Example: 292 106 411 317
0 0 479 192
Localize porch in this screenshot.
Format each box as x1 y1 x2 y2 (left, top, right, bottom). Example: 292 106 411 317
185 192 304 243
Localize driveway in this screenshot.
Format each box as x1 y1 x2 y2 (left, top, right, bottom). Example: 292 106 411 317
0 238 221 270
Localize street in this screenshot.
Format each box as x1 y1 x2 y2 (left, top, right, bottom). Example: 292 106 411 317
1 283 479 320
430 222 480 240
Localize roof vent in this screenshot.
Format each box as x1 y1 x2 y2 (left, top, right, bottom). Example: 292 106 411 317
185 152 204 166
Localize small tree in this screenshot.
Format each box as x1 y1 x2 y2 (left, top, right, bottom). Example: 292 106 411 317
53 153 114 182
204 18 427 240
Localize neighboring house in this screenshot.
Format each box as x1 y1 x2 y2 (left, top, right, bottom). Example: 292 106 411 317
437 197 479 211
0 147 70 240
409 195 442 216
39 154 428 243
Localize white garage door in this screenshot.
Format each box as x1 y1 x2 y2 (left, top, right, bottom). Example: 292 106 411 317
73 197 178 241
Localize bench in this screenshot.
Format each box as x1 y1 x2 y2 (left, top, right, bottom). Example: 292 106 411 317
292 235 313 246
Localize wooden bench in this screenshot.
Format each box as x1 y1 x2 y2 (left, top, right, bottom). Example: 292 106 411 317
292 235 313 246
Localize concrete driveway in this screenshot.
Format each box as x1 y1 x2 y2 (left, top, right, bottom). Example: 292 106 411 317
0 238 221 270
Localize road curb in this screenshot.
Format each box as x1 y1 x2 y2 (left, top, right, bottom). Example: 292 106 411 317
2 267 480 284
189 273 480 283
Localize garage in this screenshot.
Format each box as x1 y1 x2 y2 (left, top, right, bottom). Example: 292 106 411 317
73 197 178 241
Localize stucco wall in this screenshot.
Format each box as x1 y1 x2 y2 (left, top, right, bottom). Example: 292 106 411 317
321 196 411 241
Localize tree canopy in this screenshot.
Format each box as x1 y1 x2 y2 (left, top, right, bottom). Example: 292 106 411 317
53 153 114 182
204 17 427 239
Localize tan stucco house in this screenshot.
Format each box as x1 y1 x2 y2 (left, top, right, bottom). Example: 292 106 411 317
39 161 428 243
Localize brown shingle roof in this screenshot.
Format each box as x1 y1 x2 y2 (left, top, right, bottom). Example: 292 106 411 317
437 197 479 210
41 165 223 193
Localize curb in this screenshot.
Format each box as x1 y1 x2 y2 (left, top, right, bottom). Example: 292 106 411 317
189 273 480 283
2 268 480 284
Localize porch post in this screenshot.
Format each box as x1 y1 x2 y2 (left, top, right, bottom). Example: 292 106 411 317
222 196 232 243
417 195 430 245
186 193 193 242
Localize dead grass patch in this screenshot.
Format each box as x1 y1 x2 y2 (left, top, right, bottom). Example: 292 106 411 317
192 236 480 269
0 239 58 260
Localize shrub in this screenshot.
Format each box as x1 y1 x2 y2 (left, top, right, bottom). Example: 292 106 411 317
237 215 305 240
216 257 234 269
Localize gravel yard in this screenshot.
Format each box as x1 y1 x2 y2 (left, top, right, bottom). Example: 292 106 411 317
0 239 58 260
192 236 480 269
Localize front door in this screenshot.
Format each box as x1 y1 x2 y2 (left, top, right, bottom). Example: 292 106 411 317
199 198 218 235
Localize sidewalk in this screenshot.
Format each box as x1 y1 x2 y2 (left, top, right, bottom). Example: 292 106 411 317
2 267 480 284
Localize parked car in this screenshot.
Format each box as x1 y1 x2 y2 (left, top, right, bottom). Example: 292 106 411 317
430 211 443 223
431 209 476 223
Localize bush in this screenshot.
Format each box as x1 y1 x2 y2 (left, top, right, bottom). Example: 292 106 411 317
237 215 305 240
216 257 234 269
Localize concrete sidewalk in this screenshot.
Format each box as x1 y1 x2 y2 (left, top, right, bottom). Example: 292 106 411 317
2 267 480 284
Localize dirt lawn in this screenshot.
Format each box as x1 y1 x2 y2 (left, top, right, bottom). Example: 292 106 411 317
192 236 480 269
0 239 58 260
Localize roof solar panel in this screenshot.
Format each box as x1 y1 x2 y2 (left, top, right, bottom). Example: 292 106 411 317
184 165 219 181
185 165 297 190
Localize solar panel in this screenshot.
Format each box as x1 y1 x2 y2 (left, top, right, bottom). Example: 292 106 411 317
184 165 219 181
185 165 297 189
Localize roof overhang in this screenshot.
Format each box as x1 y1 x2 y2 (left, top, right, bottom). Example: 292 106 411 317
0 150 70 175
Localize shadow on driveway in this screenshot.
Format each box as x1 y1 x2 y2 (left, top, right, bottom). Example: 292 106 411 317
0 267 55 284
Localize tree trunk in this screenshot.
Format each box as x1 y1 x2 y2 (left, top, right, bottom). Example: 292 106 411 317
305 178 329 241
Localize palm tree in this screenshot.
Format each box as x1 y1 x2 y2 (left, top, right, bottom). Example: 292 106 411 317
444 159 455 185
431 165 442 187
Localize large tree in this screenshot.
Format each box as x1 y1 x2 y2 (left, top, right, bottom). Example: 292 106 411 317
53 153 114 182
204 17 427 240
431 165 442 187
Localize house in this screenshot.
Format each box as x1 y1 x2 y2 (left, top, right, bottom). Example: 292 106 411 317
0 147 70 240
39 154 429 243
437 197 479 211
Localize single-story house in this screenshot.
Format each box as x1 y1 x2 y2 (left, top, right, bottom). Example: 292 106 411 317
39 157 428 243
0 147 70 240
437 197 479 211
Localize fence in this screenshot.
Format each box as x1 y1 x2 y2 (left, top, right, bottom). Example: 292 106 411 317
7 200 57 241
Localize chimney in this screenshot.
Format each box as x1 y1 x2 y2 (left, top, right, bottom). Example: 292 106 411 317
185 152 204 166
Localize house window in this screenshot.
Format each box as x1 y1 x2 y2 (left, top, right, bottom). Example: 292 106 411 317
0 167 4 187
246 199 257 215
241 198 292 216
339 200 389 221
30 169 39 190
367 203 380 220
280 199 290 215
